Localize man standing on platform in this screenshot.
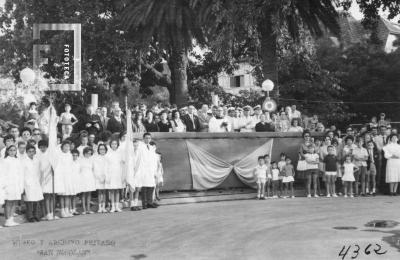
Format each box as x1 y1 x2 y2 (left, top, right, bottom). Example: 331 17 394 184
239 106 255 132
135 133 159 209
79 105 102 135
255 114 275 132
182 105 200 132
99 107 110 130
209 107 231 132
198 104 212 132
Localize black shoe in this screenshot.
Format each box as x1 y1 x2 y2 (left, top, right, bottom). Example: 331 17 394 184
130 207 136 211
142 205 147 209
136 206 142 211
34 217 41 222
147 203 158 208
28 218 35 223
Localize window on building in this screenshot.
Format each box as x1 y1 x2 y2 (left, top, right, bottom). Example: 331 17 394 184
230 75 244 88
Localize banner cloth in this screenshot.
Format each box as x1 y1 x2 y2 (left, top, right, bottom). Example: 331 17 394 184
187 140 273 190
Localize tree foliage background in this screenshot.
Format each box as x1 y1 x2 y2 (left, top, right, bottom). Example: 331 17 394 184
0 0 399 128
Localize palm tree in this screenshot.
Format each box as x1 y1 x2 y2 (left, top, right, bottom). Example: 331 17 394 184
257 0 340 97
120 0 208 105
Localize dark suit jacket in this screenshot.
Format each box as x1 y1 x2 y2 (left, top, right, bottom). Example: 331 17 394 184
255 122 275 132
99 116 110 130
78 113 102 134
107 116 126 134
182 114 201 132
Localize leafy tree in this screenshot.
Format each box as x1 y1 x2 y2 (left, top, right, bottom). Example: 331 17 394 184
121 0 213 105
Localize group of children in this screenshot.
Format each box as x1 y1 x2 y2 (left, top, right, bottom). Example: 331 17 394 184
0 131 164 228
253 154 295 199
253 135 377 199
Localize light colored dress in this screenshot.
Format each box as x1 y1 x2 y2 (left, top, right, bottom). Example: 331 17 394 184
79 157 96 192
383 143 400 183
23 156 44 201
52 151 74 195
105 149 125 189
93 154 108 190
342 163 356 182
71 159 81 194
3 157 24 200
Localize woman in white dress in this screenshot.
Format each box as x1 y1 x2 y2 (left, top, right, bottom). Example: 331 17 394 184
94 144 109 213
105 139 125 212
2 145 24 227
23 145 44 222
383 134 400 195
79 147 96 214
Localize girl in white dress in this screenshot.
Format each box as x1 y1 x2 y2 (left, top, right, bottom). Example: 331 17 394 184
383 134 400 195
3 145 24 227
77 134 89 156
52 141 74 218
23 145 44 222
79 147 96 214
94 144 109 213
106 139 125 212
342 155 359 198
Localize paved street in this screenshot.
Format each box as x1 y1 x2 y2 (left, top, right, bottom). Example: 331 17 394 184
1 196 400 260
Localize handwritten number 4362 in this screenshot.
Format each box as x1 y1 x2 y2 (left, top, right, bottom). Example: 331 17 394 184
339 244 387 260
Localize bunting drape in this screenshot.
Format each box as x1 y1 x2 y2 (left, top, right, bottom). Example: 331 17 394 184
187 140 273 190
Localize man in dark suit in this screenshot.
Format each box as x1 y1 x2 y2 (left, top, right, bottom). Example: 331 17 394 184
255 114 275 132
107 107 126 134
182 105 201 132
78 105 102 135
99 107 110 130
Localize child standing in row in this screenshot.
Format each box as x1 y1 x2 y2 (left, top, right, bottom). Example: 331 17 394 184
353 137 368 196
324 146 338 197
271 162 280 198
278 153 286 197
80 147 96 214
94 144 109 213
342 155 359 198
3 145 24 227
253 156 267 199
305 146 320 198
23 145 44 222
282 158 295 198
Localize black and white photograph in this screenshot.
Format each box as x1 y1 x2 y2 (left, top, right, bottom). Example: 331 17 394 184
0 0 400 259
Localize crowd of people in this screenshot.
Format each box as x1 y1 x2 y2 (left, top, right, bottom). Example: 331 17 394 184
0 102 163 227
0 99 399 227
253 122 400 200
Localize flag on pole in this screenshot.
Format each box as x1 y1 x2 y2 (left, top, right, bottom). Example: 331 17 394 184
125 109 135 190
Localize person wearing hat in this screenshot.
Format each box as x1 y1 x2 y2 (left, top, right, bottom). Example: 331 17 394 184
198 104 212 132
239 106 255 132
252 105 262 125
209 107 231 132
226 107 239 132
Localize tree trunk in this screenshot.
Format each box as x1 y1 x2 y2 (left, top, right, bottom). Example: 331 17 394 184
259 12 279 99
169 38 188 106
